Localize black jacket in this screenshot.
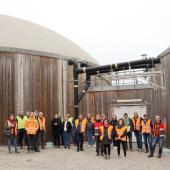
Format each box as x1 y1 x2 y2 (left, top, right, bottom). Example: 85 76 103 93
63 121 72 133
51 118 63 131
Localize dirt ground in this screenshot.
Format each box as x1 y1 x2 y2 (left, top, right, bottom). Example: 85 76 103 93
0 143 170 170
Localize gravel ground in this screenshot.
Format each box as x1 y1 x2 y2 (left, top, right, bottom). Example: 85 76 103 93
0 143 170 170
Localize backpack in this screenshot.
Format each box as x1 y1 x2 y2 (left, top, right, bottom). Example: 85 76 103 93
3 121 11 137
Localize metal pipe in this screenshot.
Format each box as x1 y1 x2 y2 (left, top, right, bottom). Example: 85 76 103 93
76 58 160 74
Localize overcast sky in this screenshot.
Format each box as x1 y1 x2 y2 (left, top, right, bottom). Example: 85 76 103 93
0 0 170 64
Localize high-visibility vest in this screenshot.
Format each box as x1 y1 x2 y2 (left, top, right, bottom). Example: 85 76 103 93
141 119 151 134
16 115 28 129
68 117 74 126
99 125 113 141
132 117 141 131
75 119 86 133
25 117 39 135
115 126 127 141
38 117 46 131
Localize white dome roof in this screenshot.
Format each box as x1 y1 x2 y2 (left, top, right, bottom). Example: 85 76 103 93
0 15 98 64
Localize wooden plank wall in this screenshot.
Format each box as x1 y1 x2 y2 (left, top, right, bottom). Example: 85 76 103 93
0 52 72 144
153 55 170 147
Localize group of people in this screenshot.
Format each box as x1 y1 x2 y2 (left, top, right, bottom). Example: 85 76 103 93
4 111 166 160
4 111 46 153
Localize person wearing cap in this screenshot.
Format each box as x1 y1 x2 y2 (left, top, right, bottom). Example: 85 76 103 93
141 114 152 153
123 113 134 151
148 115 166 158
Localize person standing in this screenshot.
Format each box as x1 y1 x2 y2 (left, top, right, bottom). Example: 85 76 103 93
63 115 72 149
34 111 40 152
16 111 28 149
148 115 166 158
132 112 143 152
141 114 152 153
99 119 113 160
84 113 95 147
66 113 76 145
38 112 46 149
115 119 127 159
58 112 64 145
4 114 20 154
75 114 86 152
123 113 134 151
50 114 63 148
92 114 103 156
25 112 39 153
110 114 118 147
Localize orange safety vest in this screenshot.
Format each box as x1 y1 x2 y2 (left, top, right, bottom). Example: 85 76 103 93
25 117 39 135
75 119 86 133
38 117 46 131
141 119 151 134
115 126 127 141
99 125 113 141
132 117 141 131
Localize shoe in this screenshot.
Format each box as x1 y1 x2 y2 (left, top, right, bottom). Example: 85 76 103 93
145 150 149 153
148 154 153 158
93 144 96 148
35 150 40 152
157 154 161 158
8 150 13 154
123 156 126 160
76 148 79 152
129 149 133 152
15 150 20 153
139 149 142 152
96 153 99 156
104 155 107 160
68 146 70 149
80 149 84 152
41 147 46 149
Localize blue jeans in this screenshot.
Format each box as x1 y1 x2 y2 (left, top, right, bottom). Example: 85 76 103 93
151 136 164 155
7 135 17 151
143 133 152 151
134 131 142 149
63 131 71 148
87 129 94 145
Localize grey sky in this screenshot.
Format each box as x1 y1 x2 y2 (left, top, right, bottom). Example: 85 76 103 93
0 0 170 64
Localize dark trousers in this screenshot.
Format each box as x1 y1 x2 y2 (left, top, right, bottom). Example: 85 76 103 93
27 134 36 151
95 136 103 155
52 129 61 146
59 129 64 145
7 135 17 151
151 136 164 155
134 130 142 149
126 132 132 150
113 135 117 146
103 144 111 156
39 130 46 148
76 133 84 150
35 131 40 151
143 133 152 151
17 129 26 147
117 140 127 157
63 131 71 148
